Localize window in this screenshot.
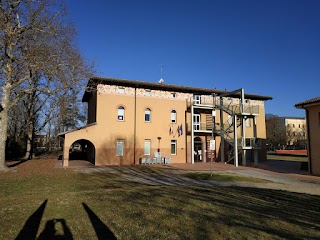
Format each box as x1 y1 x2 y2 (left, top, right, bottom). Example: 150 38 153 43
145 108 151 122
227 114 232 126
293 124 295 128
171 140 177 155
145 89 151 96
193 95 200 104
117 87 125 93
246 118 251 127
193 114 200 130
171 92 177 98
144 139 151 155
118 106 125 121
116 140 124 156
171 110 177 123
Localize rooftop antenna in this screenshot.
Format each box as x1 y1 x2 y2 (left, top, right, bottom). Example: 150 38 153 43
158 64 164 84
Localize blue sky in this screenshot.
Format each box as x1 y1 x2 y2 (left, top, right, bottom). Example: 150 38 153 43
66 0 320 117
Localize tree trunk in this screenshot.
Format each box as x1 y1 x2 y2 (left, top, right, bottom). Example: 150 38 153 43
23 92 36 160
0 86 11 171
23 120 34 160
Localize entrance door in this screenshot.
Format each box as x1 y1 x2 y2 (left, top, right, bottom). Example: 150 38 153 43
193 114 200 131
194 137 202 162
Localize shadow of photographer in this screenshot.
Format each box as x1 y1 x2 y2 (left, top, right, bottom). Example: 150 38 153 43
16 200 117 240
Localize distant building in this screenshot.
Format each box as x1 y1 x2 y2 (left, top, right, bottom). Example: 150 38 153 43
295 97 320 175
266 116 307 149
60 77 272 167
34 134 48 150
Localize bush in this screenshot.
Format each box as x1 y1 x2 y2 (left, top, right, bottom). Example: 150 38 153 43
5 139 25 160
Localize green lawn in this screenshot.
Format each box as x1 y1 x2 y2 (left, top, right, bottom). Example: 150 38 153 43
0 160 320 239
183 172 269 182
267 154 308 162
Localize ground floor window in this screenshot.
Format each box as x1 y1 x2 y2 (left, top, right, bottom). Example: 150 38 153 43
171 140 177 155
144 139 151 155
116 140 124 156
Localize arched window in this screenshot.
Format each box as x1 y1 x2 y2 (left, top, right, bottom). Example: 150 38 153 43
118 106 125 121
145 108 151 122
171 110 177 123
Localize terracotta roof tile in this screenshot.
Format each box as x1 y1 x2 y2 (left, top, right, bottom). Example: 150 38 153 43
83 76 273 102
295 97 320 108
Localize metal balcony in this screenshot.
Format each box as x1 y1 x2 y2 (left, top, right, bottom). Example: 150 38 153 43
187 96 215 108
187 96 260 115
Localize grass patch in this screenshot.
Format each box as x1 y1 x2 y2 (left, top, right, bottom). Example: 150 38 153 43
183 172 269 183
1 160 320 239
267 154 308 162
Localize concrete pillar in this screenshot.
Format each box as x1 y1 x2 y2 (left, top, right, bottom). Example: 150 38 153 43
220 97 225 163
63 147 69 167
242 150 247 167
254 149 259 167
191 105 194 164
234 115 238 167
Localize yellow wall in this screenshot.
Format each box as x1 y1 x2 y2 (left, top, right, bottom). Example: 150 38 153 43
63 85 268 165
64 89 187 165
307 105 320 175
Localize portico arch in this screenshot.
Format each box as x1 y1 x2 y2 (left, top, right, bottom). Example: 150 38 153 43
69 139 95 164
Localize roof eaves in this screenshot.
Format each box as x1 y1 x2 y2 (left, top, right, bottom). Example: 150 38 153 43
295 97 320 109
83 76 273 101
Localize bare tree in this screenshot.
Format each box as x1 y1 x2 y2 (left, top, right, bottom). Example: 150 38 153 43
266 117 286 150
0 0 93 169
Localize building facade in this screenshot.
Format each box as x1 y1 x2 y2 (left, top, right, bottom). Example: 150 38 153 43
61 77 272 167
295 97 320 175
266 117 307 149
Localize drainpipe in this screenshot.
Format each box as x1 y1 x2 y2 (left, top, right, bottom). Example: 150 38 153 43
134 87 137 164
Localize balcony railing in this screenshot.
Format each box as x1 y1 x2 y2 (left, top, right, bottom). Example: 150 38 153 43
186 122 213 132
188 96 259 115
187 96 216 108
242 138 263 149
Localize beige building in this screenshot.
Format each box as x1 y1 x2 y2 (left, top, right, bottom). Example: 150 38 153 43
60 77 272 167
266 117 306 148
295 97 320 175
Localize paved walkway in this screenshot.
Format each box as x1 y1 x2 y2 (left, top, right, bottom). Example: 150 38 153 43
68 160 320 196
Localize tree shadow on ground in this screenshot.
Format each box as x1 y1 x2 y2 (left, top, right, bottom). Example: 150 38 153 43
7 159 29 168
82 202 117 240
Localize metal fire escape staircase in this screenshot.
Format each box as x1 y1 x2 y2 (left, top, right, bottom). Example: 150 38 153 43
214 89 261 167
217 117 243 164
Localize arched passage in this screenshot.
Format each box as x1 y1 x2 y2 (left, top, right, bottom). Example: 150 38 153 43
69 139 95 164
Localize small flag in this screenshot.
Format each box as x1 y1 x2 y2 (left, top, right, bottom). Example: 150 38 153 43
179 124 183 136
177 126 180 137
169 126 172 135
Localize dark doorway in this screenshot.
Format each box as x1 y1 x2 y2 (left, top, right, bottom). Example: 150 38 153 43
194 137 203 162
69 139 95 164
